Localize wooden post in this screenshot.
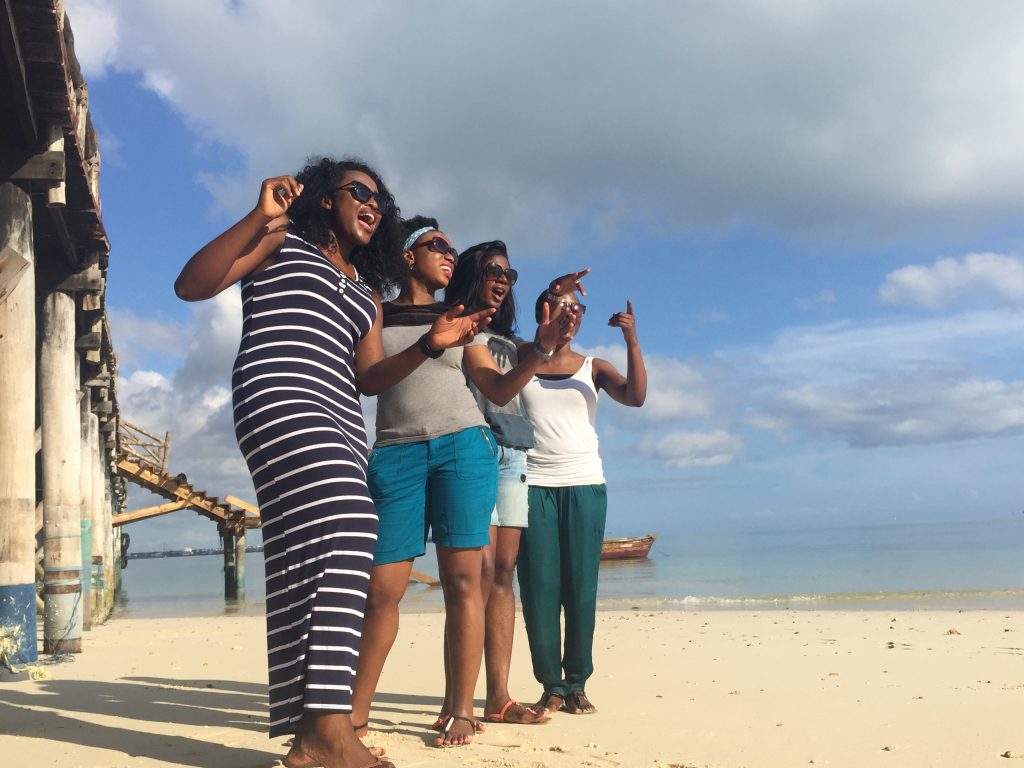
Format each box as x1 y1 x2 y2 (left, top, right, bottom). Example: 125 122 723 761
78 391 92 630
222 529 237 602
87 414 105 623
0 183 38 670
235 528 246 602
45 125 65 208
40 289 84 654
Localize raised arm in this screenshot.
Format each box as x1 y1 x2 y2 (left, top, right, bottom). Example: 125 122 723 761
464 302 571 406
174 176 301 301
594 300 647 407
355 301 495 396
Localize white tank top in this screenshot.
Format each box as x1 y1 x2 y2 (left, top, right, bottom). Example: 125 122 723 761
520 357 605 487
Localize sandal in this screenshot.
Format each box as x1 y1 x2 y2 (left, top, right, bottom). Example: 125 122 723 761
434 714 481 747
485 699 550 724
432 713 485 732
561 690 597 714
530 691 566 715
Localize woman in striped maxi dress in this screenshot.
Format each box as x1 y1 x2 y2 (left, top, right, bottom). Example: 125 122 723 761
175 157 492 768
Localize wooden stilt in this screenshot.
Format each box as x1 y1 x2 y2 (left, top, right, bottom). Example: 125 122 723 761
222 529 237 602
0 183 39 669
79 391 92 631
234 528 246 602
41 289 84 655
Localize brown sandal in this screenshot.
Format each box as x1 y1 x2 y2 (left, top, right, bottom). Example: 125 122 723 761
434 714 481 747
530 691 566 715
561 690 597 714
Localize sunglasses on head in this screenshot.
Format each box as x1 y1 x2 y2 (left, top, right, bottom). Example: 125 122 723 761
552 298 586 316
333 179 390 214
413 236 459 263
482 262 518 285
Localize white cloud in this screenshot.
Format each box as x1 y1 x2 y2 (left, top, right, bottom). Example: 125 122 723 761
580 344 715 422
640 430 743 468
880 252 1024 309
66 0 119 77
107 308 188 368
794 288 836 310
64 0 1024 250
735 309 1024 388
770 374 1024 447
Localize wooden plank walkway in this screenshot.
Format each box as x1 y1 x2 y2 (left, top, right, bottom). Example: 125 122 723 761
113 457 259 531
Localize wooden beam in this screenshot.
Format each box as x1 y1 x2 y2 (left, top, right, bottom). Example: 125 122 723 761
410 569 440 586
113 500 188 526
0 245 30 304
226 495 260 517
75 331 101 350
58 264 102 292
0 0 38 146
0 150 65 183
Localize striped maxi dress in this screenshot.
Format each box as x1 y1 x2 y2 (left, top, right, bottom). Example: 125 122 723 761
232 229 379 737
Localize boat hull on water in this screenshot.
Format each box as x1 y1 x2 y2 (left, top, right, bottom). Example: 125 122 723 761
600 534 656 561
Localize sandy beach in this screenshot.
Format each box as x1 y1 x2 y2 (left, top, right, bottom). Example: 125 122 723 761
2 608 1021 767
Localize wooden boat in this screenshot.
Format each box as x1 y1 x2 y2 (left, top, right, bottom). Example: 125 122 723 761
600 534 656 561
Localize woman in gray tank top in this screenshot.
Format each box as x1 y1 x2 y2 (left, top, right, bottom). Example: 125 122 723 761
351 217 579 748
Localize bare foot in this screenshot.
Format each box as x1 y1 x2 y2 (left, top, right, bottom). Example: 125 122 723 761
434 715 479 747
294 713 393 768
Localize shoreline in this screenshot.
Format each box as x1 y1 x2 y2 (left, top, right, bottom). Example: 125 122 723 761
112 585 1024 621
5 608 1022 767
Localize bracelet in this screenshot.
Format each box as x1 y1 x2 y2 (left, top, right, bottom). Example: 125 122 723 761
533 341 554 362
417 333 444 359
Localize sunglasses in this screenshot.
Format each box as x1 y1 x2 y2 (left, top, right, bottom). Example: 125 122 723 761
552 299 586 316
482 262 518 285
333 179 390 214
413 236 459 263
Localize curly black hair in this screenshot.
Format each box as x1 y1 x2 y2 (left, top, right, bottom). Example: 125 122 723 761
287 156 405 295
444 240 518 338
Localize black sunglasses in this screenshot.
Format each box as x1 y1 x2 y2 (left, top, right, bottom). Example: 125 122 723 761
413 236 459 262
333 179 390 214
482 262 518 285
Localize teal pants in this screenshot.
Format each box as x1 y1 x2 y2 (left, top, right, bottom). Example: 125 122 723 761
517 484 607 696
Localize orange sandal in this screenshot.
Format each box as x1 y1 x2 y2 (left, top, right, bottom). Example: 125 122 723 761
485 699 550 724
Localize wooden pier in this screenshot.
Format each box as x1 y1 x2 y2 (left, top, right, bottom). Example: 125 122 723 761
1 1 124 668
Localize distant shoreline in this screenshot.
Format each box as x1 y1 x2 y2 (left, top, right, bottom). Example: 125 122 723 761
126 546 264 560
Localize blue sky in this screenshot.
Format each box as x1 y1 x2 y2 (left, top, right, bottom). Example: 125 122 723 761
68 1 1024 550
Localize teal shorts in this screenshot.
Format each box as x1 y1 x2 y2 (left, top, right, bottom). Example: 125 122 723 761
368 426 498 565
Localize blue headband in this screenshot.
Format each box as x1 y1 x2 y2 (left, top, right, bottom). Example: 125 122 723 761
403 227 436 252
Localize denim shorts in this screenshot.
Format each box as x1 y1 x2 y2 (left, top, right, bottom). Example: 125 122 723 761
368 426 498 564
490 446 529 528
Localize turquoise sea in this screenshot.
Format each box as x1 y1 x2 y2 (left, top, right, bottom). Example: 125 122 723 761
114 517 1024 618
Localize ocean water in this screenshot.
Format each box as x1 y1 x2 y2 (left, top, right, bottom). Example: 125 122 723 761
114 517 1024 619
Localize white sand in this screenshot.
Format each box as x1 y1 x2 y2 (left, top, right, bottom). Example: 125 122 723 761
2 609 1022 767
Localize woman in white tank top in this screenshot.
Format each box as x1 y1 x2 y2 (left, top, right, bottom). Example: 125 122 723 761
517 287 647 716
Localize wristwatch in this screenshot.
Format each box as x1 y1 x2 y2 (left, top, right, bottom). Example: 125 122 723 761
533 343 554 362
417 333 444 359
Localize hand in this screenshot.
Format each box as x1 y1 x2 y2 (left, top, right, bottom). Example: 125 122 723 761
608 300 637 343
535 301 576 352
548 267 591 297
427 305 495 350
256 175 304 220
